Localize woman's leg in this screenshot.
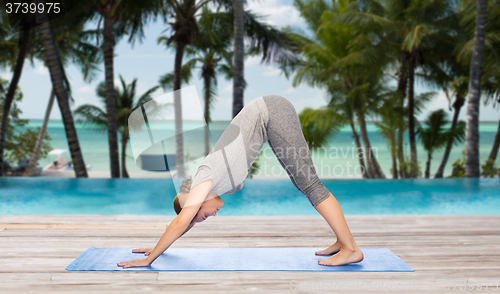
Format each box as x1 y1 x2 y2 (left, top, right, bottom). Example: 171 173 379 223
262 95 363 266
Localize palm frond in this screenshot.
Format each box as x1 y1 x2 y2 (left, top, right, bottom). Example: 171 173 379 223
73 104 108 132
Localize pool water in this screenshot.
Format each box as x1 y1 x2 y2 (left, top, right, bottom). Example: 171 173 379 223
0 178 499 215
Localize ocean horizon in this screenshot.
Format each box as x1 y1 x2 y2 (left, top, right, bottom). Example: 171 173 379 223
12 120 500 178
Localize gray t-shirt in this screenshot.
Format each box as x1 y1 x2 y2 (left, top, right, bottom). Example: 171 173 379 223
190 96 269 195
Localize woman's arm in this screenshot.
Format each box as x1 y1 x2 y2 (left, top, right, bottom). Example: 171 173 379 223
117 179 213 268
179 221 196 237
132 222 196 256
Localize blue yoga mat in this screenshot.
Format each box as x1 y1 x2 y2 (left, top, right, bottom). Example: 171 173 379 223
66 247 413 272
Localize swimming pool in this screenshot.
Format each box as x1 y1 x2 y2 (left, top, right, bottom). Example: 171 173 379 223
0 178 499 215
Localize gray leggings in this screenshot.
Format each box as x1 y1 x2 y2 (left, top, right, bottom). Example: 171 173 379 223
261 95 331 207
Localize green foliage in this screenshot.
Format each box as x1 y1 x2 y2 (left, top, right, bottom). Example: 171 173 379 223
0 78 52 164
417 109 463 154
375 92 405 173
416 109 466 177
74 75 160 177
298 107 343 150
74 75 160 137
448 150 466 178
481 159 498 178
398 155 422 178
247 151 263 179
449 158 466 178
5 127 52 164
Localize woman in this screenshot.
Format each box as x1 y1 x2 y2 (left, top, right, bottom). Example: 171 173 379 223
117 95 363 268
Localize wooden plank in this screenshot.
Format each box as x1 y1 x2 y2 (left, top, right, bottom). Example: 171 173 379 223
0 273 52 282
0 215 499 294
0 224 168 230
0 285 280 294
50 272 159 283
2 228 498 238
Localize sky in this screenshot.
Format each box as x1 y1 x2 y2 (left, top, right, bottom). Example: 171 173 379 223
1 0 499 122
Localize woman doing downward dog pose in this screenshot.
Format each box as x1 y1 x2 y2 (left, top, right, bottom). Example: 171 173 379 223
117 95 363 268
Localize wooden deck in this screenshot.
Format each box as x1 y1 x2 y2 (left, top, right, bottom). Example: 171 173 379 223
1 215 499 293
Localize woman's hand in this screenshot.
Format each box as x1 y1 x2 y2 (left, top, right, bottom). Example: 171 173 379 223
117 257 151 269
132 248 153 256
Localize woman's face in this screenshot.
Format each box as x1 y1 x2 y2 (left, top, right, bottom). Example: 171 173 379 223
193 196 223 223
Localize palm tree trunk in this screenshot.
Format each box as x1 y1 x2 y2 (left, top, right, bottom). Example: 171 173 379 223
349 121 369 178
120 132 129 178
397 61 408 179
173 42 186 178
425 151 432 178
355 109 386 178
408 53 418 178
465 0 488 178
23 88 55 177
435 94 464 178
232 0 245 118
104 16 120 178
35 14 88 177
397 127 407 178
203 74 211 156
0 27 30 176
391 137 398 179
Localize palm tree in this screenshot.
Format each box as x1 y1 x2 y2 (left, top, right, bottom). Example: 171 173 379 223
96 1 121 178
377 90 435 178
375 93 404 178
158 1 295 177
284 0 389 178
464 0 488 177
232 0 244 118
433 0 491 178
158 0 206 178
0 16 16 71
24 18 102 177
387 0 456 178
434 78 467 178
457 0 500 175
417 109 465 178
0 76 53 168
34 4 88 177
330 0 457 178
395 0 456 178
89 0 162 178
160 6 234 156
352 83 388 179
339 7 414 178
75 75 159 177
230 0 298 118
23 89 55 177
0 15 33 176
325 88 369 178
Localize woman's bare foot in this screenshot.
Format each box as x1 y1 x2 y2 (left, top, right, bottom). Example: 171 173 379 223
315 241 341 255
317 245 364 266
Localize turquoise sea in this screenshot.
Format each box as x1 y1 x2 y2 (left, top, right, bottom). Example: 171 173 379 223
13 120 500 178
